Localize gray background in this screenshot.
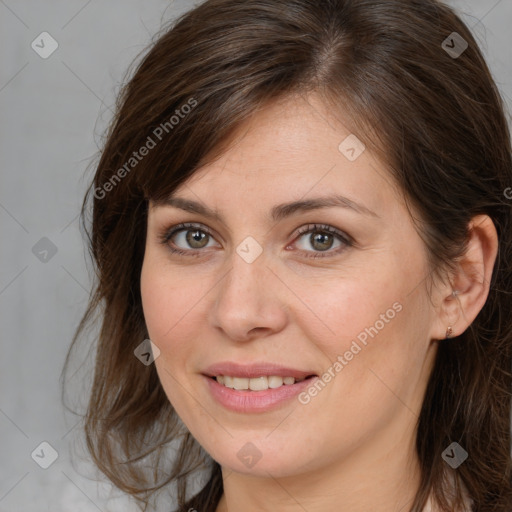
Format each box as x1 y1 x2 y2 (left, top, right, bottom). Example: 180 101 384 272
0 1 510 511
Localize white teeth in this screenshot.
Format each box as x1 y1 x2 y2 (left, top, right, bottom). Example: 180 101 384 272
249 376 268 391
215 375 308 391
268 376 283 388
232 377 249 390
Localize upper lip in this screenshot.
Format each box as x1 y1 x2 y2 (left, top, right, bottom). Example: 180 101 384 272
202 362 317 379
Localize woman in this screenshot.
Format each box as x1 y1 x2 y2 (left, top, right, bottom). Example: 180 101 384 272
65 0 512 510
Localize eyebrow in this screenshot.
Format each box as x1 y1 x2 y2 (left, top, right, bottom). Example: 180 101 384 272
154 194 379 222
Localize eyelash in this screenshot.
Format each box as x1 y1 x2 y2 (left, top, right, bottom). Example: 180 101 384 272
157 222 353 259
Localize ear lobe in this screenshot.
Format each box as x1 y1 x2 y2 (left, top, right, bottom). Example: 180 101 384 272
432 215 498 340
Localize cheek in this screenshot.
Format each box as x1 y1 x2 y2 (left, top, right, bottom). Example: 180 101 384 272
141 254 199 340
294 259 429 412
294 267 404 358
140 257 200 417
140 254 214 378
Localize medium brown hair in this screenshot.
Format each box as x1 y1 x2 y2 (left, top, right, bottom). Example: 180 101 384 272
63 0 512 510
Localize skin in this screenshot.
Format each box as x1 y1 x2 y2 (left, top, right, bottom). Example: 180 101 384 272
140 93 498 512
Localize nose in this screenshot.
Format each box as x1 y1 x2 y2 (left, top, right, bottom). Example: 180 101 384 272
209 244 288 343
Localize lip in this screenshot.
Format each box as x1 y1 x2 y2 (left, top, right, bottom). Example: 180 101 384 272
202 361 316 379
203 375 318 413
201 362 318 413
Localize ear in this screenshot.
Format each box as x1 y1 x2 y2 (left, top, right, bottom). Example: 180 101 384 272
430 214 498 341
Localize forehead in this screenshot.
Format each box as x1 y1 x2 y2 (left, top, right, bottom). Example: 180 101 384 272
161 94 398 219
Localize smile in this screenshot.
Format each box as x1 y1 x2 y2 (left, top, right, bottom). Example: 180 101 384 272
203 374 318 413
214 375 308 391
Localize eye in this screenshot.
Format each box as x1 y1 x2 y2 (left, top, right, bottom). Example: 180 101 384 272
158 222 353 259
291 223 352 258
158 222 219 256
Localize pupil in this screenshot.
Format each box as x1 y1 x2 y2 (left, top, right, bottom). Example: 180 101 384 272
187 230 207 247
313 232 332 251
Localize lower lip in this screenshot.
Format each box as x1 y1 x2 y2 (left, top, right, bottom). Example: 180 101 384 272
203 375 318 413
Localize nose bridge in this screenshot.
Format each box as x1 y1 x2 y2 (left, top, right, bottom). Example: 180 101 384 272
211 236 285 339
222 236 269 306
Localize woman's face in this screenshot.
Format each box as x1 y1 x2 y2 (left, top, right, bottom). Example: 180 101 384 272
140 94 441 479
